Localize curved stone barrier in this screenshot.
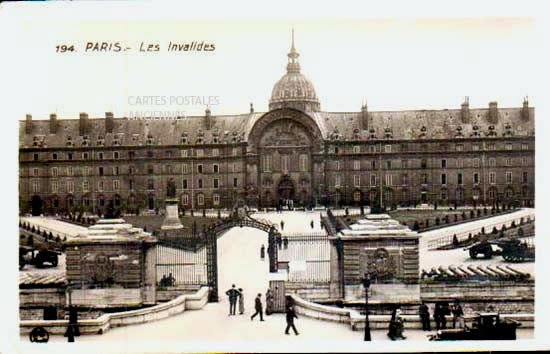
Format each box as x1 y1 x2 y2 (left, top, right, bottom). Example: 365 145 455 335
288 294 534 331
20 286 209 335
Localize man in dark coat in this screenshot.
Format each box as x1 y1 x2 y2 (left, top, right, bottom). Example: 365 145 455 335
285 305 299 335
260 244 265 260
419 303 431 331
251 293 264 321
225 284 239 316
451 301 464 329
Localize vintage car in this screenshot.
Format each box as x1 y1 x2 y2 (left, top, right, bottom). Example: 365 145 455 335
19 246 60 270
466 237 534 262
429 312 520 341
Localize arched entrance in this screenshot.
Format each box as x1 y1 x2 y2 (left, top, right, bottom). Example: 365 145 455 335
277 177 295 202
31 195 42 216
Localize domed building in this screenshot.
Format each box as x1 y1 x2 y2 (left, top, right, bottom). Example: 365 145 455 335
269 31 320 112
19 32 534 215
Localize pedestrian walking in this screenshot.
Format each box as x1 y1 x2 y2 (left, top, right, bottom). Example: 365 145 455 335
310 220 314 229
238 288 245 315
419 302 431 331
260 244 265 260
285 305 299 335
251 293 264 321
225 284 239 316
280 220 285 230
266 288 274 315
451 301 464 329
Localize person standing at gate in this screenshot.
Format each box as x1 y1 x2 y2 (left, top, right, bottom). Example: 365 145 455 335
266 288 274 315
285 305 299 335
251 293 264 321
237 288 245 315
280 220 285 230
451 301 464 329
310 220 314 229
419 302 431 331
260 244 265 260
225 284 239 316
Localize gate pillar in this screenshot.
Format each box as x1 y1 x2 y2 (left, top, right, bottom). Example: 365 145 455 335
268 227 279 273
206 231 218 302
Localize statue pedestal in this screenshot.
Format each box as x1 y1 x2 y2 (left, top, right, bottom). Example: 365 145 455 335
161 199 183 231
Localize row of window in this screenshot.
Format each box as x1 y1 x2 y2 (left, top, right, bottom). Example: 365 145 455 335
32 177 240 194
32 147 242 162
328 142 530 154
328 156 531 171
331 171 529 188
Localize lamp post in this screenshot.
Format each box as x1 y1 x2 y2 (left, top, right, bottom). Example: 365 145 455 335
362 273 371 341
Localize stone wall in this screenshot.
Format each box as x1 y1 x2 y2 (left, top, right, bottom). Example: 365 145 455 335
285 282 331 301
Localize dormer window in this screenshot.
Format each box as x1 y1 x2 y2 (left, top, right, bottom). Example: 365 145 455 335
82 135 89 147
384 127 393 139
213 136 219 144
146 134 154 145
197 137 203 144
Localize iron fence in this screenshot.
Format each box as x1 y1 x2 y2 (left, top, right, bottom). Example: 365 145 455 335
155 241 208 287
278 232 331 283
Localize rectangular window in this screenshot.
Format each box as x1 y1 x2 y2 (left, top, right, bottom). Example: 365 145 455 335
299 154 308 172
52 153 58 160
183 179 188 189
506 171 512 184
233 178 238 187
66 180 74 193
334 175 341 187
98 181 104 192
213 164 219 174
385 160 392 170
148 179 154 190
82 180 89 192
489 172 496 184
370 174 377 186
99 167 104 176
129 179 134 190
113 166 119 175
113 180 120 191
522 171 528 184
473 158 480 168
353 175 360 187
400 143 408 152
114 151 119 159
232 148 239 156
98 152 104 160
263 155 271 172
197 194 204 206
369 145 376 153
32 181 40 193
67 167 73 176
183 194 189 206
51 180 58 193
473 173 479 184
371 160 376 169
385 145 391 153
230 163 236 173
473 144 480 151
68 153 73 160
353 160 360 171
421 159 427 169
457 173 463 185
198 179 203 189
33 168 39 177
521 143 528 150
212 148 219 157
214 178 219 188
181 149 188 158
353 145 360 154
196 149 203 158
182 164 189 174
335 161 341 171
197 164 203 174
456 144 463 151
129 151 135 159
457 159 464 168
441 173 446 185
489 158 496 167
422 174 428 184
33 153 39 161
282 155 290 173
506 158 512 167
51 167 58 177
213 194 220 206
401 173 408 186
506 143 513 151
441 159 446 169
385 173 392 186
401 159 408 169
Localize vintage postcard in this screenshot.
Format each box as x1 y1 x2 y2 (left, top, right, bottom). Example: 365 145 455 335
1 1 548 353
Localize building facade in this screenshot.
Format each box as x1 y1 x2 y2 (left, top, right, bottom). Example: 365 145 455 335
18 36 535 215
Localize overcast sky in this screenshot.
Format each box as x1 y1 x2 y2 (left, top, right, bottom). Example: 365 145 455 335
5 14 536 119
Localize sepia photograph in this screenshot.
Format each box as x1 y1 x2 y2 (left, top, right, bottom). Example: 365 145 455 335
1 1 548 353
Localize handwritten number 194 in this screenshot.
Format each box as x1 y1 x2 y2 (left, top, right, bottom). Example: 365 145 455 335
56 45 75 53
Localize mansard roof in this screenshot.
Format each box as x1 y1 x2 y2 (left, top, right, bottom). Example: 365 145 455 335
19 106 534 149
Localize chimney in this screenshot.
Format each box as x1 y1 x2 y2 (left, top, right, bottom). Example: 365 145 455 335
79 112 89 136
521 96 530 121
360 100 369 130
460 96 470 123
204 106 211 130
105 112 114 133
25 114 33 134
488 101 498 123
49 113 58 134
250 103 254 113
